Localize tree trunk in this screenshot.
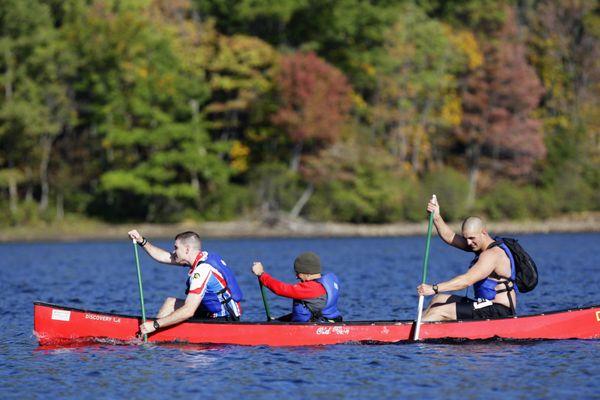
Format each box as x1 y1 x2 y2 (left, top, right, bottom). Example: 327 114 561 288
39 134 53 212
4 46 13 99
8 176 18 214
189 99 202 205
466 143 481 209
394 124 407 162
413 49 446 173
411 131 421 172
25 167 34 202
289 183 314 219
191 171 201 208
467 165 479 209
191 171 200 193
290 142 303 172
56 192 64 220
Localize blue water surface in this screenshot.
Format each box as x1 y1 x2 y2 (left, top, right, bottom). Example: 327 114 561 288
1 233 599 399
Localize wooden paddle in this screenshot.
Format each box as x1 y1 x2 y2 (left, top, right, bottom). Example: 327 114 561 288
258 278 273 321
133 239 148 342
413 199 435 341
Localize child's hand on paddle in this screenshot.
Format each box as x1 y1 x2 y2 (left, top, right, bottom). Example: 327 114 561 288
252 262 264 276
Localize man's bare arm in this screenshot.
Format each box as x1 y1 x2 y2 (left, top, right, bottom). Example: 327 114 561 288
139 293 202 334
436 251 497 292
427 195 469 251
128 229 175 265
156 293 202 328
434 214 469 251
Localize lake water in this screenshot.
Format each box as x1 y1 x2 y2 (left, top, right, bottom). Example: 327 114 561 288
2 233 599 399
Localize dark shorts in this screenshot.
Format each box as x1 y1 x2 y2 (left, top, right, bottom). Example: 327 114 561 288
190 307 239 322
444 295 514 320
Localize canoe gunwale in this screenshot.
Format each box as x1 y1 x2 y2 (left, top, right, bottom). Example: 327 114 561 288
33 300 600 326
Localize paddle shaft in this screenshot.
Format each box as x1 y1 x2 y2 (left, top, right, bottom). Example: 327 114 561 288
133 240 148 342
258 278 272 321
414 211 434 341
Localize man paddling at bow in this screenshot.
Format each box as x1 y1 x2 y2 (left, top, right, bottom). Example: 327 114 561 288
416 195 517 321
251 252 343 322
128 230 243 336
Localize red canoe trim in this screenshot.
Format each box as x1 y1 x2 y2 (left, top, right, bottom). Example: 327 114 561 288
33 301 600 347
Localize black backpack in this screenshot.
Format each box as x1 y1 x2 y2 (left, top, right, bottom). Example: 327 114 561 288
493 237 539 293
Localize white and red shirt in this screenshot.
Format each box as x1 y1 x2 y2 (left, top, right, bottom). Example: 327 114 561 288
187 251 241 318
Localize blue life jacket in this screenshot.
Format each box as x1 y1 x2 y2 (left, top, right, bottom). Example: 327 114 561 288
188 252 244 314
291 273 342 322
472 242 516 300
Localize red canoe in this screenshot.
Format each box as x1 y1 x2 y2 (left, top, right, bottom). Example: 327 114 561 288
33 301 600 346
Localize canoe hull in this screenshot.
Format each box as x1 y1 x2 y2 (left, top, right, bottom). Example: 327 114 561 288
33 302 600 346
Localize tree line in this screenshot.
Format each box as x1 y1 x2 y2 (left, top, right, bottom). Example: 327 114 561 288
0 0 598 225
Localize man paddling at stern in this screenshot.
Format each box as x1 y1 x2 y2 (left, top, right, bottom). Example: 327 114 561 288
128 230 243 336
251 252 343 322
416 195 517 321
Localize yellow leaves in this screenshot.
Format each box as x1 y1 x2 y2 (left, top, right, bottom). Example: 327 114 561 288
546 115 571 130
230 140 250 158
122 62 149 82
351 92 368 113
205 99 248 114
450 30 483 70
230 159 248 174
138 67 148 78
230 140 250 173
209 34 279 79
225 34 279 70
101 138 111 149
362 63 376 77
440 95 462 127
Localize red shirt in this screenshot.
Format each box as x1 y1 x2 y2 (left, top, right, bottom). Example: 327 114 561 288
259 273 326 300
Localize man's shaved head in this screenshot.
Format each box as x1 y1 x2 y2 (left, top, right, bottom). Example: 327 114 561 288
462 216 484 234
461 216 491 252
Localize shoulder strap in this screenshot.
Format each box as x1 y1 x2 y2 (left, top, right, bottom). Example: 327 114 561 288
487 240 502 250
484 239 515 281
496 281 516 315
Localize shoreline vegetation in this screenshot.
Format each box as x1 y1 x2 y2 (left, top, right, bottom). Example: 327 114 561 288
1 2 598 235
1 212 598 243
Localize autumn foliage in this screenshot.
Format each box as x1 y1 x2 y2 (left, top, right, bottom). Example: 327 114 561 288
272 52 352 146
457 7 545 191
0 0 597 224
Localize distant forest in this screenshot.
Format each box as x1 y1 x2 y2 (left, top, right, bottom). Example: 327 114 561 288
0 0 598 225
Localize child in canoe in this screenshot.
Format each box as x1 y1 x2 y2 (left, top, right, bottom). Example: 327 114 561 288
251 252 343 322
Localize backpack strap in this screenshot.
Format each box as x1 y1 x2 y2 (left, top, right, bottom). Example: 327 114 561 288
486 240 501 250
495 281 516 315
486 239 515 281
485 240 516 314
